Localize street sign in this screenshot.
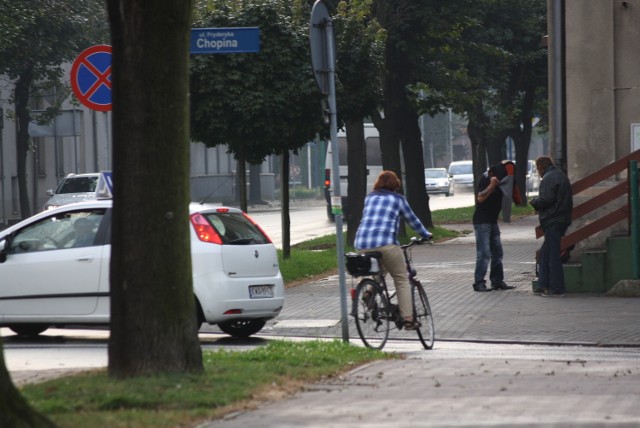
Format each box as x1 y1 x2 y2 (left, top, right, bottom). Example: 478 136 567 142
70 45 112 112
190 27 260 54
96 171 113 199
309 0 334 95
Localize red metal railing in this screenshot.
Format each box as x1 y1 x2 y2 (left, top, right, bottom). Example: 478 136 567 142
535 151 640 251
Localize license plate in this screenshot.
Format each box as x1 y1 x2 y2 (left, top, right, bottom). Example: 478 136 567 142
249 285 274 299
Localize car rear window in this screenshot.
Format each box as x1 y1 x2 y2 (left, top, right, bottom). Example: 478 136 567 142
56 176 99 194
203 212 270 245
425 170 448 178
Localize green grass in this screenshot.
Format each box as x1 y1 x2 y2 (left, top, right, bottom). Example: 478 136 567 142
22 340 395 427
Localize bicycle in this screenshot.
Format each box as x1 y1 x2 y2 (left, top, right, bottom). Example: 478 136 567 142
345 237 435 350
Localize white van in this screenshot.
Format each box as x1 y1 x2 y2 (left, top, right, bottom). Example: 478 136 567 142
448 160 474 191
324 123 382 220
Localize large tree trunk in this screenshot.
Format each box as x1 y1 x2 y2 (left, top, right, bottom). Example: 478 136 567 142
345 120 367 247
0 337 55 428
107 0 202 378
400 112 432 228
14 67 33 219
378 31 432 229
467 105 490 194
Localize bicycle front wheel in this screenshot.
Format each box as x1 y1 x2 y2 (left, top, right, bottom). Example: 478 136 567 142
353 279 390 350
412 282 435 349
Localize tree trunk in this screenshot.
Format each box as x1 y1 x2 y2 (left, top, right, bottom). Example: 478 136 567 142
467 106 490 194
345 120 367 247
107 0 202 378
249 163 263 205
14 67 33 219
0 337 56 428
280 152 291 258
400 112 432 228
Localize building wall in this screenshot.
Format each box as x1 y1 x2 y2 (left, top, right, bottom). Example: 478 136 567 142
564 1 640 182
556 0 640 250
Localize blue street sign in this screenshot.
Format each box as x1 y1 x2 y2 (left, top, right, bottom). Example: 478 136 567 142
96 171 113 199
190 27 260 54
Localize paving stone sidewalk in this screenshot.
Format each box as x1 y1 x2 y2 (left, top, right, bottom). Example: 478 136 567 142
257 215 640 347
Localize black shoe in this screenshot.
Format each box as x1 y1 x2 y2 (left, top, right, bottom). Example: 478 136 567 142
472 283 492 292
491 281 516 290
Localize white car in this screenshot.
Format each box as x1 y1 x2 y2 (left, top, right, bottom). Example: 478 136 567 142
448 160 474 191
424 168 453 196
44 173 100 210
0 200 284 338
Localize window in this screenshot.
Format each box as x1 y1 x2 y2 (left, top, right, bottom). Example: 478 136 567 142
8 209 106 254
203 212 270 245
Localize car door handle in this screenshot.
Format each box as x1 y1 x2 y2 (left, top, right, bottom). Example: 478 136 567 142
76 257 94 262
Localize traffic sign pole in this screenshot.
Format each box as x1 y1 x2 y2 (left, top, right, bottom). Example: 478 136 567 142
310 0 348 342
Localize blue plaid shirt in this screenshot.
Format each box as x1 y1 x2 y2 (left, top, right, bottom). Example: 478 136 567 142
354 190 431 250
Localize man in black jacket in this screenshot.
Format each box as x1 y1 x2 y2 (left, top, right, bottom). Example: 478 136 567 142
530 156 573 297
471 162 518 292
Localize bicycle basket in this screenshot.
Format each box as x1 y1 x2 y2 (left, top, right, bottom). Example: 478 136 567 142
345 253 380 276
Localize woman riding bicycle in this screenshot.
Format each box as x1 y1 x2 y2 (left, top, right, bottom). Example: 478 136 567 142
354 170 432 330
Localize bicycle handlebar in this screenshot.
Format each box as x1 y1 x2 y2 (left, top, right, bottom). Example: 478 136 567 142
401 235 433 249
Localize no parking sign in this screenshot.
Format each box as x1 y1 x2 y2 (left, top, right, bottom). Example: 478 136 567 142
70 45 112 112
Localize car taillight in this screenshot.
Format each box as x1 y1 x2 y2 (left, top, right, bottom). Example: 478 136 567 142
242 212 273 243
190 213 223 244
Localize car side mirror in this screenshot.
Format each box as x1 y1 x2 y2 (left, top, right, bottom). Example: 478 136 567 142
46 189 54 196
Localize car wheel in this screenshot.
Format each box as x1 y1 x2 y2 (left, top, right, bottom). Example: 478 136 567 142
9 324 48 337
218 319 266 338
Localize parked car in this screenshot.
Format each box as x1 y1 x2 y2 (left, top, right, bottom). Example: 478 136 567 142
526 160 541 192
0 200 284 338
424 168 453 196
44 173 100 210
448 160 474 191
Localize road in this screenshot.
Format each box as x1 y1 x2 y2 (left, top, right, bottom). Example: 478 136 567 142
250 191 476 248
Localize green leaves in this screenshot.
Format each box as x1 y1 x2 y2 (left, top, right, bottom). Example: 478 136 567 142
190 0 324 164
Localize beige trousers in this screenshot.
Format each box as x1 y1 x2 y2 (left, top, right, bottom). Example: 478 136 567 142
359 244 412 319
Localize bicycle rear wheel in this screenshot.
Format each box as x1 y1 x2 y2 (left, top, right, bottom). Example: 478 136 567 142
412 282 435 349
353 279 390 349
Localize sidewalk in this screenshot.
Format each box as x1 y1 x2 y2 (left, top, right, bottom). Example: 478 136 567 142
201 215 640 427
11 215 640 426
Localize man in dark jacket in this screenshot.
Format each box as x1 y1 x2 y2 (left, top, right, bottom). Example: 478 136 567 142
530 156 573 297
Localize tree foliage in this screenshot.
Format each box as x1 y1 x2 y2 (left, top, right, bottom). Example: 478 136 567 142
190 0 325 256
0 0 108 218
190 0 324 164
333 0 385 245
416 0 547 196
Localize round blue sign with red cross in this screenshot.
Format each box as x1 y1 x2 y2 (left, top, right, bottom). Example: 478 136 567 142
70 45 112 112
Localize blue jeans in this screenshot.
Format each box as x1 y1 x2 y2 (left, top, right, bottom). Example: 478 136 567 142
474 223 503 286
538 222 570 293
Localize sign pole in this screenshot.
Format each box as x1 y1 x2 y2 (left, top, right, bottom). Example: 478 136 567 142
310 0 348 342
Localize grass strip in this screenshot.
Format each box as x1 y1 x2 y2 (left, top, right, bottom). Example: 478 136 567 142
22 340 395 427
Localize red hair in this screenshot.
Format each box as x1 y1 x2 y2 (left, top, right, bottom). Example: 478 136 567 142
373 171 401 191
